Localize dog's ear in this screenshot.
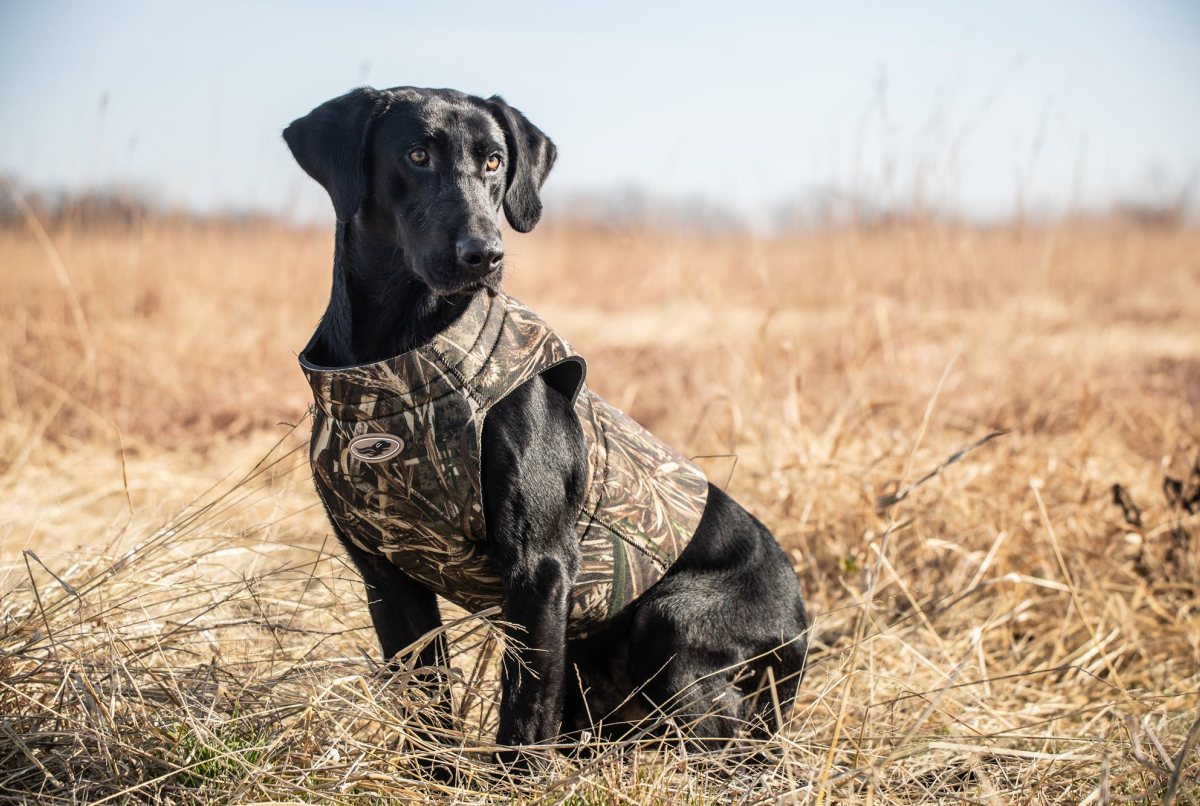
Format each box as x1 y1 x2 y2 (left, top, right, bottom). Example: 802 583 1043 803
488 96 556 233
284 87 384 223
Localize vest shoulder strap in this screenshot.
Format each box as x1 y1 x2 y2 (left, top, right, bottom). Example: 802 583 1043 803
465 295 588 413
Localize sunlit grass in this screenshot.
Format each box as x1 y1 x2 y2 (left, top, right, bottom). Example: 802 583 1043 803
1 208 1198 802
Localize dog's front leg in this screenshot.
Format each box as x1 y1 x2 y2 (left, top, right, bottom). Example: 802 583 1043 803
495 545 579 746
482 377 587 750
336 529 448 675
336 530 455 739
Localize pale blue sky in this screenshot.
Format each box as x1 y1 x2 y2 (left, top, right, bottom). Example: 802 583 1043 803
1 1 1197 223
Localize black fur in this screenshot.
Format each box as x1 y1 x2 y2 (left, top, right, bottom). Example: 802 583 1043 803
285 86 809 754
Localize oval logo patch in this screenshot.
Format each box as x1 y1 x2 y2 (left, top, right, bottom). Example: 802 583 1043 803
348 433 404 463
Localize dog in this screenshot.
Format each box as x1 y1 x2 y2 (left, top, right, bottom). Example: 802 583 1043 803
284 86 809 755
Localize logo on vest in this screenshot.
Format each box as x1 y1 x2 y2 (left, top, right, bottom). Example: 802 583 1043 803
348 433 404 463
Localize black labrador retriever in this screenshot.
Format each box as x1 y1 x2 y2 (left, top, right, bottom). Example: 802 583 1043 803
284 86 808 753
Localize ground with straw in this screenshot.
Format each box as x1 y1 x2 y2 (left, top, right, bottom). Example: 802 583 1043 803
1 210 1198 803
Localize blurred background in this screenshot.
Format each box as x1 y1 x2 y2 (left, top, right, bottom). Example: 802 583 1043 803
2 0 1198 227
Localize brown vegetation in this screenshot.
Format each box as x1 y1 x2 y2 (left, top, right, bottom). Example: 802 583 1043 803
1 208 1198 802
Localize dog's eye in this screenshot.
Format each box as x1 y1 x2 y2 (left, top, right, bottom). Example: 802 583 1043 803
408 148 430 167
485 154 502 172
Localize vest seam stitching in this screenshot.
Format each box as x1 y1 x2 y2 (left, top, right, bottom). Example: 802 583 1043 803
309 293 503 414
582 504 669 572
428 305 509 411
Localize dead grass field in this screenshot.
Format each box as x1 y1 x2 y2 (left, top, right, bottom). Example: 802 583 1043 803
1 208 1198 803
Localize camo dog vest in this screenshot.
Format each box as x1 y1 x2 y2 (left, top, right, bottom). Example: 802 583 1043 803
300 291 709 637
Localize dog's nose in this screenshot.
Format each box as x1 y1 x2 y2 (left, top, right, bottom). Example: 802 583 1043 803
455 235 504 273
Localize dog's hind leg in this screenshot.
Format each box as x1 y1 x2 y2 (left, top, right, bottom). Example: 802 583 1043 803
740 637 808 740
625 610 747 749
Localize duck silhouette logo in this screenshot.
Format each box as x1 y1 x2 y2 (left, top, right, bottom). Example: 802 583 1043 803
348 433 404 463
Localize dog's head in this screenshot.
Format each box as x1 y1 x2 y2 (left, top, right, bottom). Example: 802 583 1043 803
284 86 555 295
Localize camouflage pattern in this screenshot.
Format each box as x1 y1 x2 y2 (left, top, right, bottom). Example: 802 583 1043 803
300 290 708 637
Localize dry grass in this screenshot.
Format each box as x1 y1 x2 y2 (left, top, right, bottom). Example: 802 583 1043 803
1 204 1198 803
